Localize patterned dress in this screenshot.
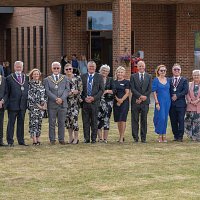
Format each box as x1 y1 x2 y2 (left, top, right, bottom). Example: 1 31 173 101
98 77 114 130
28 80 47 137
65 75 82 131
185 84 200 141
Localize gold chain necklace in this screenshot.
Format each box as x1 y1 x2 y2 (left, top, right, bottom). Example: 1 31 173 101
48 75 64 89
11 74 26 91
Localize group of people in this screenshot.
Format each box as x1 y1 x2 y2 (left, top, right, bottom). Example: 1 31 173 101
0 59 199 147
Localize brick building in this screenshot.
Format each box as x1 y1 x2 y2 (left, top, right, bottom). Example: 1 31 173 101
0 1 200 78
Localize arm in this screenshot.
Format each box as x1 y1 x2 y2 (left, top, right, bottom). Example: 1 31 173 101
60 79 69 101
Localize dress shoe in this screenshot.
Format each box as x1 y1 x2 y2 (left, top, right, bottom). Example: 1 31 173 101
84 140 90 144
134 140 138 143
0 143 8 147
177 139 183 142
141 140 146 143
8 144 14 147
50 141 56 145
91 140 96 144
19 143 29 146
59 141 66 145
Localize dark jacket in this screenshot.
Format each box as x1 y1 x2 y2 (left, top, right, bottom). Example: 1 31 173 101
0 76 8 109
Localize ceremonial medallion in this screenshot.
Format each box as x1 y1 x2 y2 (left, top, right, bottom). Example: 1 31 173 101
21 86 24 91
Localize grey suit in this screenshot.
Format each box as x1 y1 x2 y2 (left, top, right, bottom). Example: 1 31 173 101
81 73 104 142
0 76 8 144
44 74 69 142
130 72 152 142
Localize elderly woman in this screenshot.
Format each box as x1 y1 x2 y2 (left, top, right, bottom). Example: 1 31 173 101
28 69 47 145
65 63 82 144
113 66 130 143
185 70 200 141
152 65 171 142
97 64 115 143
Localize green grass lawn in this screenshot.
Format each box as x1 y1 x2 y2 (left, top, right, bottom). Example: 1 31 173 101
1 108 200 200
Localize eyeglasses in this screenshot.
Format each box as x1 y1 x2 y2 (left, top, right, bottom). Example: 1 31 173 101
65 68 72 71
159 70 166 72
173 68 181 71
53 67 60 70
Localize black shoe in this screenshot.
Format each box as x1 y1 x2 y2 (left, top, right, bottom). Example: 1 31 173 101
173 138 178 141
134 140 138 143
50 141 56 145
141 140 146 143
84 140 90 144
33 143 37 146
59 141 66 145
177 139 183 142
91 140 96 144
19 143 29 146
37 141 41 146
0 143 7 146
8 143 14 147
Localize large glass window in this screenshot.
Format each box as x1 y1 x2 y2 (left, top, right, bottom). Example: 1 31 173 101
87 11 112 31
195 32 200 69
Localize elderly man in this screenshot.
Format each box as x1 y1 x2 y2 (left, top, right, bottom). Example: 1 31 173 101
0 74 8 146
81 61 104 143
6 61 29 147
130 61 152 143
44 62 69 145
169 63 188 142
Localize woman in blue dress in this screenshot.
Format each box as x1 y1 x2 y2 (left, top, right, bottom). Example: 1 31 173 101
113 66 130 143
152 65 171 142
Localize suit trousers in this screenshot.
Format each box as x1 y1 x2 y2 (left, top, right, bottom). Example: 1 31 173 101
131 104 149 142
82 102 99 142
169 106 186 140
0 109 4 143
7 110 26 144
48 107 67 142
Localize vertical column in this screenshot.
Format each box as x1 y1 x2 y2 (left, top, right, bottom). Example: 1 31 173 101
113 0 131 77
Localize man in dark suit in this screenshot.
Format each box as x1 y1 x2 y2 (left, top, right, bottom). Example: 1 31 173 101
81 61 104 143
0 75 8 146
130 61 152 143
6 61 29 147
169 63 188 142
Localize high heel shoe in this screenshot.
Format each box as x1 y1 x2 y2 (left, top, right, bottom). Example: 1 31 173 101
33 142 37 146
37 141 41 145
68 139 74 144
73 139 79 144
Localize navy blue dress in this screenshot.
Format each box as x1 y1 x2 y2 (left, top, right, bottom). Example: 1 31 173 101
113 79 130 122
152 77 171 134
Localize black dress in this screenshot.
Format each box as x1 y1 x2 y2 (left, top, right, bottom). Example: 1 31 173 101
113 79 130 122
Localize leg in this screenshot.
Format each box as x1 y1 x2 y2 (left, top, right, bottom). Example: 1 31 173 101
131 104 140 142
140 105 149 142
17 110 26 144
82 103 91 142
48 108 58 142
57 107 67 142
91 104 99 142
68 128 74 143
29 111 37 144
7 110 18 145
169 106 179 140
0 109 4 144
177 108 186 140
97 129 103 142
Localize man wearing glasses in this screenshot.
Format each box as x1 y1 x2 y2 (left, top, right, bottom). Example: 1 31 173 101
169 63 188 142
44 62 69 145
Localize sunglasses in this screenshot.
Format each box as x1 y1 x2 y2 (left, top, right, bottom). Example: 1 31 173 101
53 67 60 70
160 70 166 72
173 68 180 71
65 68 72 71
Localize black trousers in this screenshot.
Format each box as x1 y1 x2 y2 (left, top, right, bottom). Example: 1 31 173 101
169 106 186 140
7 110 26 144
82 102 99 142
131 104 149 142
0 108 4 143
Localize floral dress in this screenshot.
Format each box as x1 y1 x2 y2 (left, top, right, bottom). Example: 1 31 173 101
28 80 47 137
65 75 82 131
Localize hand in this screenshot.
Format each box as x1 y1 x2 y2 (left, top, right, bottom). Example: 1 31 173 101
136 99 142 104
192 99 199 106
156 104 160 111
172 94 177 101
140 95 147 101
71 89 79 95
117 102 121 106
103 90 108 95
0 101 3 109
56 98 63 105
85 96 94 103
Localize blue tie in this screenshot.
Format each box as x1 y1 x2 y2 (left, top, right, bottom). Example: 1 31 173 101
87 75 93 96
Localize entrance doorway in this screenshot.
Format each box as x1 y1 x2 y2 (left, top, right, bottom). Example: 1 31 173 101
5 28 11 64
88 31 113 76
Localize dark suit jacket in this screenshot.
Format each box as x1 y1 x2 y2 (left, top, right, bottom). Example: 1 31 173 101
6 73 29 111
130 72 152 105
170 77 189 108
81 73 104 103
0 76 8 109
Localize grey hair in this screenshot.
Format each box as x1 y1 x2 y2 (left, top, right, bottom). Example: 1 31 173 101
87 61 96 68
137 60 145 67
99 64 110 73
192 70 200 75
14 61 23 67
51 61 61 68
172 63 181 69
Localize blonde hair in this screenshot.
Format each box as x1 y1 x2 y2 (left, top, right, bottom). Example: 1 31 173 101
115 66 126 80
155 65 167 77
64 63 72 69
29 68 42 81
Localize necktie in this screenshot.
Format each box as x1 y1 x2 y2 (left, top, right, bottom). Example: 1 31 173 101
17 74 22 83
174 78 178 87
140 73 144 84
87 75 93 96
55 75 58 81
